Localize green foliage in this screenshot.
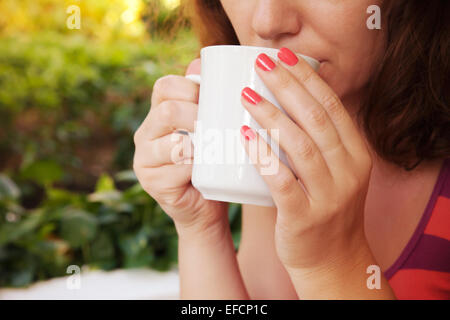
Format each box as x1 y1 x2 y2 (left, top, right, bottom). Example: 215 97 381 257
0 171 242 287
142 0 190 38
0 0 242 289
0 29 198 190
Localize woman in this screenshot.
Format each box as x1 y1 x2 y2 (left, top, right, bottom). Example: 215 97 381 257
133 0 450 299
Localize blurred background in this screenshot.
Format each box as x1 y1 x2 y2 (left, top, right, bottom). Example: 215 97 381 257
0 0 241 290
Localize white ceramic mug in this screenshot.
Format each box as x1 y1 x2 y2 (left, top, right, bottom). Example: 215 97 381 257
184 45 319 207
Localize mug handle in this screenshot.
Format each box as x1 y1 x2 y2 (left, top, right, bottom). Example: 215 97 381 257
176 74 202 145
185 74 201 85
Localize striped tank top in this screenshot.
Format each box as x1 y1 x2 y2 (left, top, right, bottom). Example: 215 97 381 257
384 158 450 299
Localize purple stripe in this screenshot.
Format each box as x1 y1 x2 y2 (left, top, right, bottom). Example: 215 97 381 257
384 158 450 280
440 158 450 198
402 234 450 273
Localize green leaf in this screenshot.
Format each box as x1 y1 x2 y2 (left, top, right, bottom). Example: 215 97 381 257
60 209 98 248
0 174 20 200
46 188 77 202
45 188 85 208
0 210 44 246
115 170 137 183
87 189 133 212
10 268 35 287
29 239 68 262
88 232 116 269
88 190 121 203
119 228 153 268
20 160 63 186
95 173 115 192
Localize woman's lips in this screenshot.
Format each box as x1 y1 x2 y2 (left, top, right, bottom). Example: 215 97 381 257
313 58 327 69
302 54 326 65
317 59 328 68
273 46 326 66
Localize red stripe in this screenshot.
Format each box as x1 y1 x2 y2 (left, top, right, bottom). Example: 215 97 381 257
388 269 450 299
424 196 450 241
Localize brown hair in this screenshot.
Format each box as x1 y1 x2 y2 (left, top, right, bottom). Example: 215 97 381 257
185 0 450 171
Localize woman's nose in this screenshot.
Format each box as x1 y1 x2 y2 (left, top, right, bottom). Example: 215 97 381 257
251 0 301 40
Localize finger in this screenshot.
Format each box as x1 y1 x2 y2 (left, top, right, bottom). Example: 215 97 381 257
255 53 348 167
241 87 333 200
277 47 368 156
136 100 197 141
135 163 193 195
135 132 193 168
239 125 309 214
151 75 200 107
185 58 201 76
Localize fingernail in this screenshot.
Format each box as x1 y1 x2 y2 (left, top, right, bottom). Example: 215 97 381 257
242 87 262 105
256 53 276 71
240 125 256 140
278 47 299 66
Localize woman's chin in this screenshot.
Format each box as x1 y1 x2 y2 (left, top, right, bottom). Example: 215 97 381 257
317 63 353 104
317 61 340 94
317 60 330 80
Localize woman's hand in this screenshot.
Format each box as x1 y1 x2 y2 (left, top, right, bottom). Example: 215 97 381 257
133 59 228 238
134 60 249 299
240 48 374 280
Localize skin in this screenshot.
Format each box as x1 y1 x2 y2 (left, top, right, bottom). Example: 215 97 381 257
221 0 384 108
133 0 444 299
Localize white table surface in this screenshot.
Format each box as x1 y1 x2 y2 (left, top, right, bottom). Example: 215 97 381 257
0 268 180 300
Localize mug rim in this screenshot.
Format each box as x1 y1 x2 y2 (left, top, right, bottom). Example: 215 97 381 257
201 44 279 52
200 45 320 70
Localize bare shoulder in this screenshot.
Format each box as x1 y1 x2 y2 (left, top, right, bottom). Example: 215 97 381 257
237 204 299 299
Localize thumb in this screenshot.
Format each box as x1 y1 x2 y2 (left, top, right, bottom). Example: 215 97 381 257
185 58 201 76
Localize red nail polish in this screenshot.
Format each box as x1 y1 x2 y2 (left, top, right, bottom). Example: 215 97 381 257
278 47 299 66
256 53 276 71
240 125 256 140
242 87 262 105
